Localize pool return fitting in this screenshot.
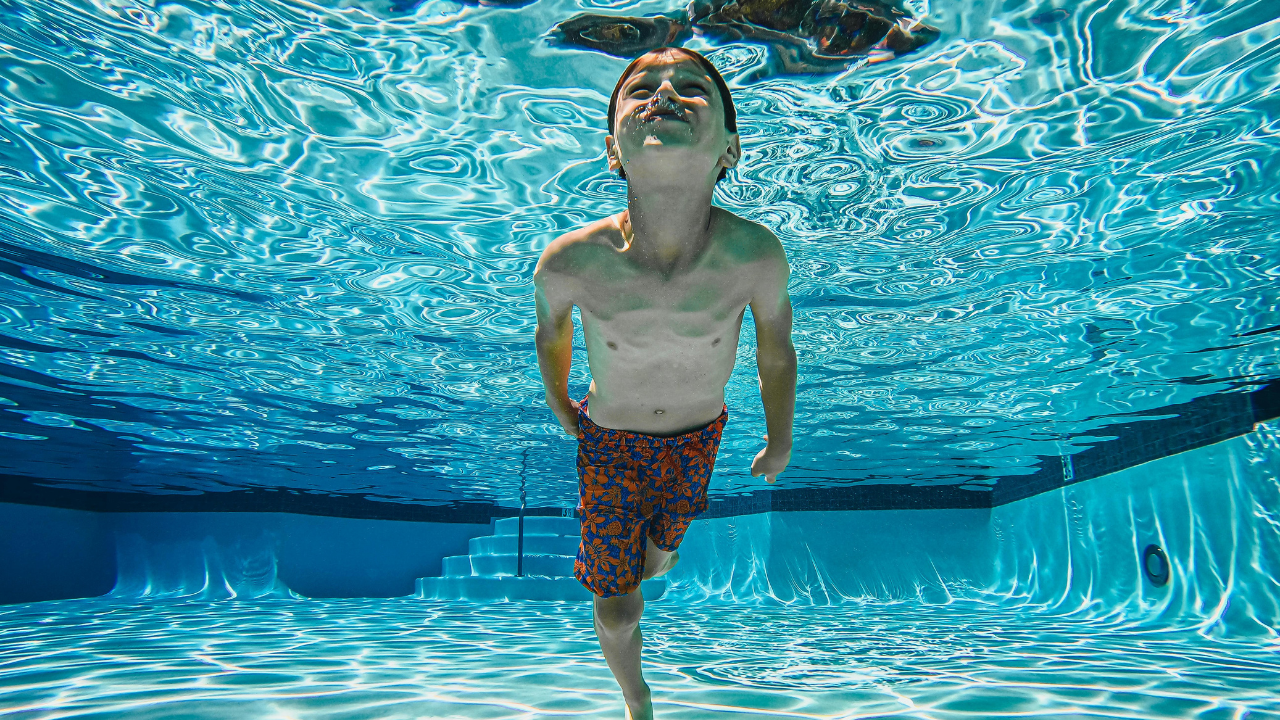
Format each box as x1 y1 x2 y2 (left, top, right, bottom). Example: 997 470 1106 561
1142 544 1170 587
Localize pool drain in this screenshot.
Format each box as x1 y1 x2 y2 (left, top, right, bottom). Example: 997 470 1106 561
1142 544 1170 587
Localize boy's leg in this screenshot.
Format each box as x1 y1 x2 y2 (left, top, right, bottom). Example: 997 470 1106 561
594 588 651 718
642 536 678 580
594 541 678 718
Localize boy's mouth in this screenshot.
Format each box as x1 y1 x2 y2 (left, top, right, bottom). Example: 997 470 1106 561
641 99 688 123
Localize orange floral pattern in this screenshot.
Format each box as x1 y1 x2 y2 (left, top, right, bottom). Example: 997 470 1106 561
573 400 727 598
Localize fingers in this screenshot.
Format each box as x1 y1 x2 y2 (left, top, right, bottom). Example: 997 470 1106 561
751 464 781 483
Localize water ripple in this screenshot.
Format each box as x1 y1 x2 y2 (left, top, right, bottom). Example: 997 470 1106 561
0 0 1276 504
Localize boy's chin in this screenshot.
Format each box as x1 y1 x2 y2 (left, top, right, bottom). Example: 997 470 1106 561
637 128 697 146
622 157 721 184
641 135 685 147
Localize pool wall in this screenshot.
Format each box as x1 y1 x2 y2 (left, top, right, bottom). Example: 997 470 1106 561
0 503 114 604
0 509 486 603
3 422 1277 634
668 421 1280 636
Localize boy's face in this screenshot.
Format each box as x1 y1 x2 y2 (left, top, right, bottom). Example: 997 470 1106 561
606 54 740 184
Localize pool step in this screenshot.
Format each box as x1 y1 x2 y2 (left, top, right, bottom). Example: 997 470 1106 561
494 516 579 536
442 553 576 578
469 533 580 557
416 576 668 602
470 553 576 578
418 514 666 602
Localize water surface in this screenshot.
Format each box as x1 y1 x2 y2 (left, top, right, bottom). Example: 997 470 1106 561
0 0 1276 505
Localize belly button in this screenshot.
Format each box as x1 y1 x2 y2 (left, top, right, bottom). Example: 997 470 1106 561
654 409 664 415
607 341 618 350
712 338 721 346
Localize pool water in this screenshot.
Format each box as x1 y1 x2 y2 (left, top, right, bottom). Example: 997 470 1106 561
5 424 1279 718
2 0 1279 717
3 598 1278 719
0 0 1276 505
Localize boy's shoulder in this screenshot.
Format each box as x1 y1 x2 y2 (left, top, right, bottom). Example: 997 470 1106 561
535 208 784 279
710 207 784 261
535 214 625 278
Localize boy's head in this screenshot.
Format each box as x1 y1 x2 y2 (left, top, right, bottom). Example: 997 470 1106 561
605 47 739 183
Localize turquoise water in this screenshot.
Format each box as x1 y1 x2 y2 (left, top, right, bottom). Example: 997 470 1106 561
2 389 1276 718
0 0 1276 506
3 3 1279 717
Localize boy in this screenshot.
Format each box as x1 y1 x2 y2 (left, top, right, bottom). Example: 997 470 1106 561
533 47 797 718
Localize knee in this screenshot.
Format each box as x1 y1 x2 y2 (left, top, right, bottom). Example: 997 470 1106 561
594 596 642 635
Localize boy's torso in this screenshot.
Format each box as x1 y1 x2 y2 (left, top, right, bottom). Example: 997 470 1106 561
548 206 774 436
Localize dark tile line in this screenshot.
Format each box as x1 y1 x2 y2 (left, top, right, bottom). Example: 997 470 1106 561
2 381 1276 520
0 481 553 524
992 385 1267 506
708 381 1277 516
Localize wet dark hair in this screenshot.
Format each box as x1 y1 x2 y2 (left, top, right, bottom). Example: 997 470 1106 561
607 47 738 182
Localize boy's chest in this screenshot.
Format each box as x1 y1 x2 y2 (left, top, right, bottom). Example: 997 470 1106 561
576 263 751 327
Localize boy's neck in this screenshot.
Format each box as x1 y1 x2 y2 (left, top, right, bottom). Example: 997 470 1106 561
624 179 717 269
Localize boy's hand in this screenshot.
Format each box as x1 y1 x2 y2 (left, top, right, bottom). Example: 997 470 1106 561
550 396 582 438
750 434 791 483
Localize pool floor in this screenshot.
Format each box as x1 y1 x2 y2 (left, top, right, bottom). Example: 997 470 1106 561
1 598 1277 719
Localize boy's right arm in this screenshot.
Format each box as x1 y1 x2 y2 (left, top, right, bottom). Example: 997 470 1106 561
534 247 580 437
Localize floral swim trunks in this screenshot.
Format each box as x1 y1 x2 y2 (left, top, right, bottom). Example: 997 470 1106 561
574 400 728 598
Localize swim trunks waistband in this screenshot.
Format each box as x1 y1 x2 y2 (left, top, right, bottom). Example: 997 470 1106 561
577 399 728 447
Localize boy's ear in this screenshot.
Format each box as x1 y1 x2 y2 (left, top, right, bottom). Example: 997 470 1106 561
605 135 623 173
719 134 742 170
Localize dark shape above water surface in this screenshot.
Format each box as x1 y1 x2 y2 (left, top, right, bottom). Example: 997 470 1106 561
551 0 940 75
1030 8 1069 25
553 14 695 58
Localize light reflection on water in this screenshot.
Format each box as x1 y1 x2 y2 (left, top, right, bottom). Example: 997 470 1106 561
0 0 1276 505
0 598 1277 718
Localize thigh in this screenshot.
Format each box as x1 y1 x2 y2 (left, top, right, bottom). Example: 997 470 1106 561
641 536 674 576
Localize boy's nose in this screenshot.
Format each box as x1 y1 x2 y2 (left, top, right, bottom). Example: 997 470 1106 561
654 80 681 101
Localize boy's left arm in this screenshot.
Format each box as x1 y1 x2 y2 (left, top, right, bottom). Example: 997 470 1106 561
749 232 797 483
